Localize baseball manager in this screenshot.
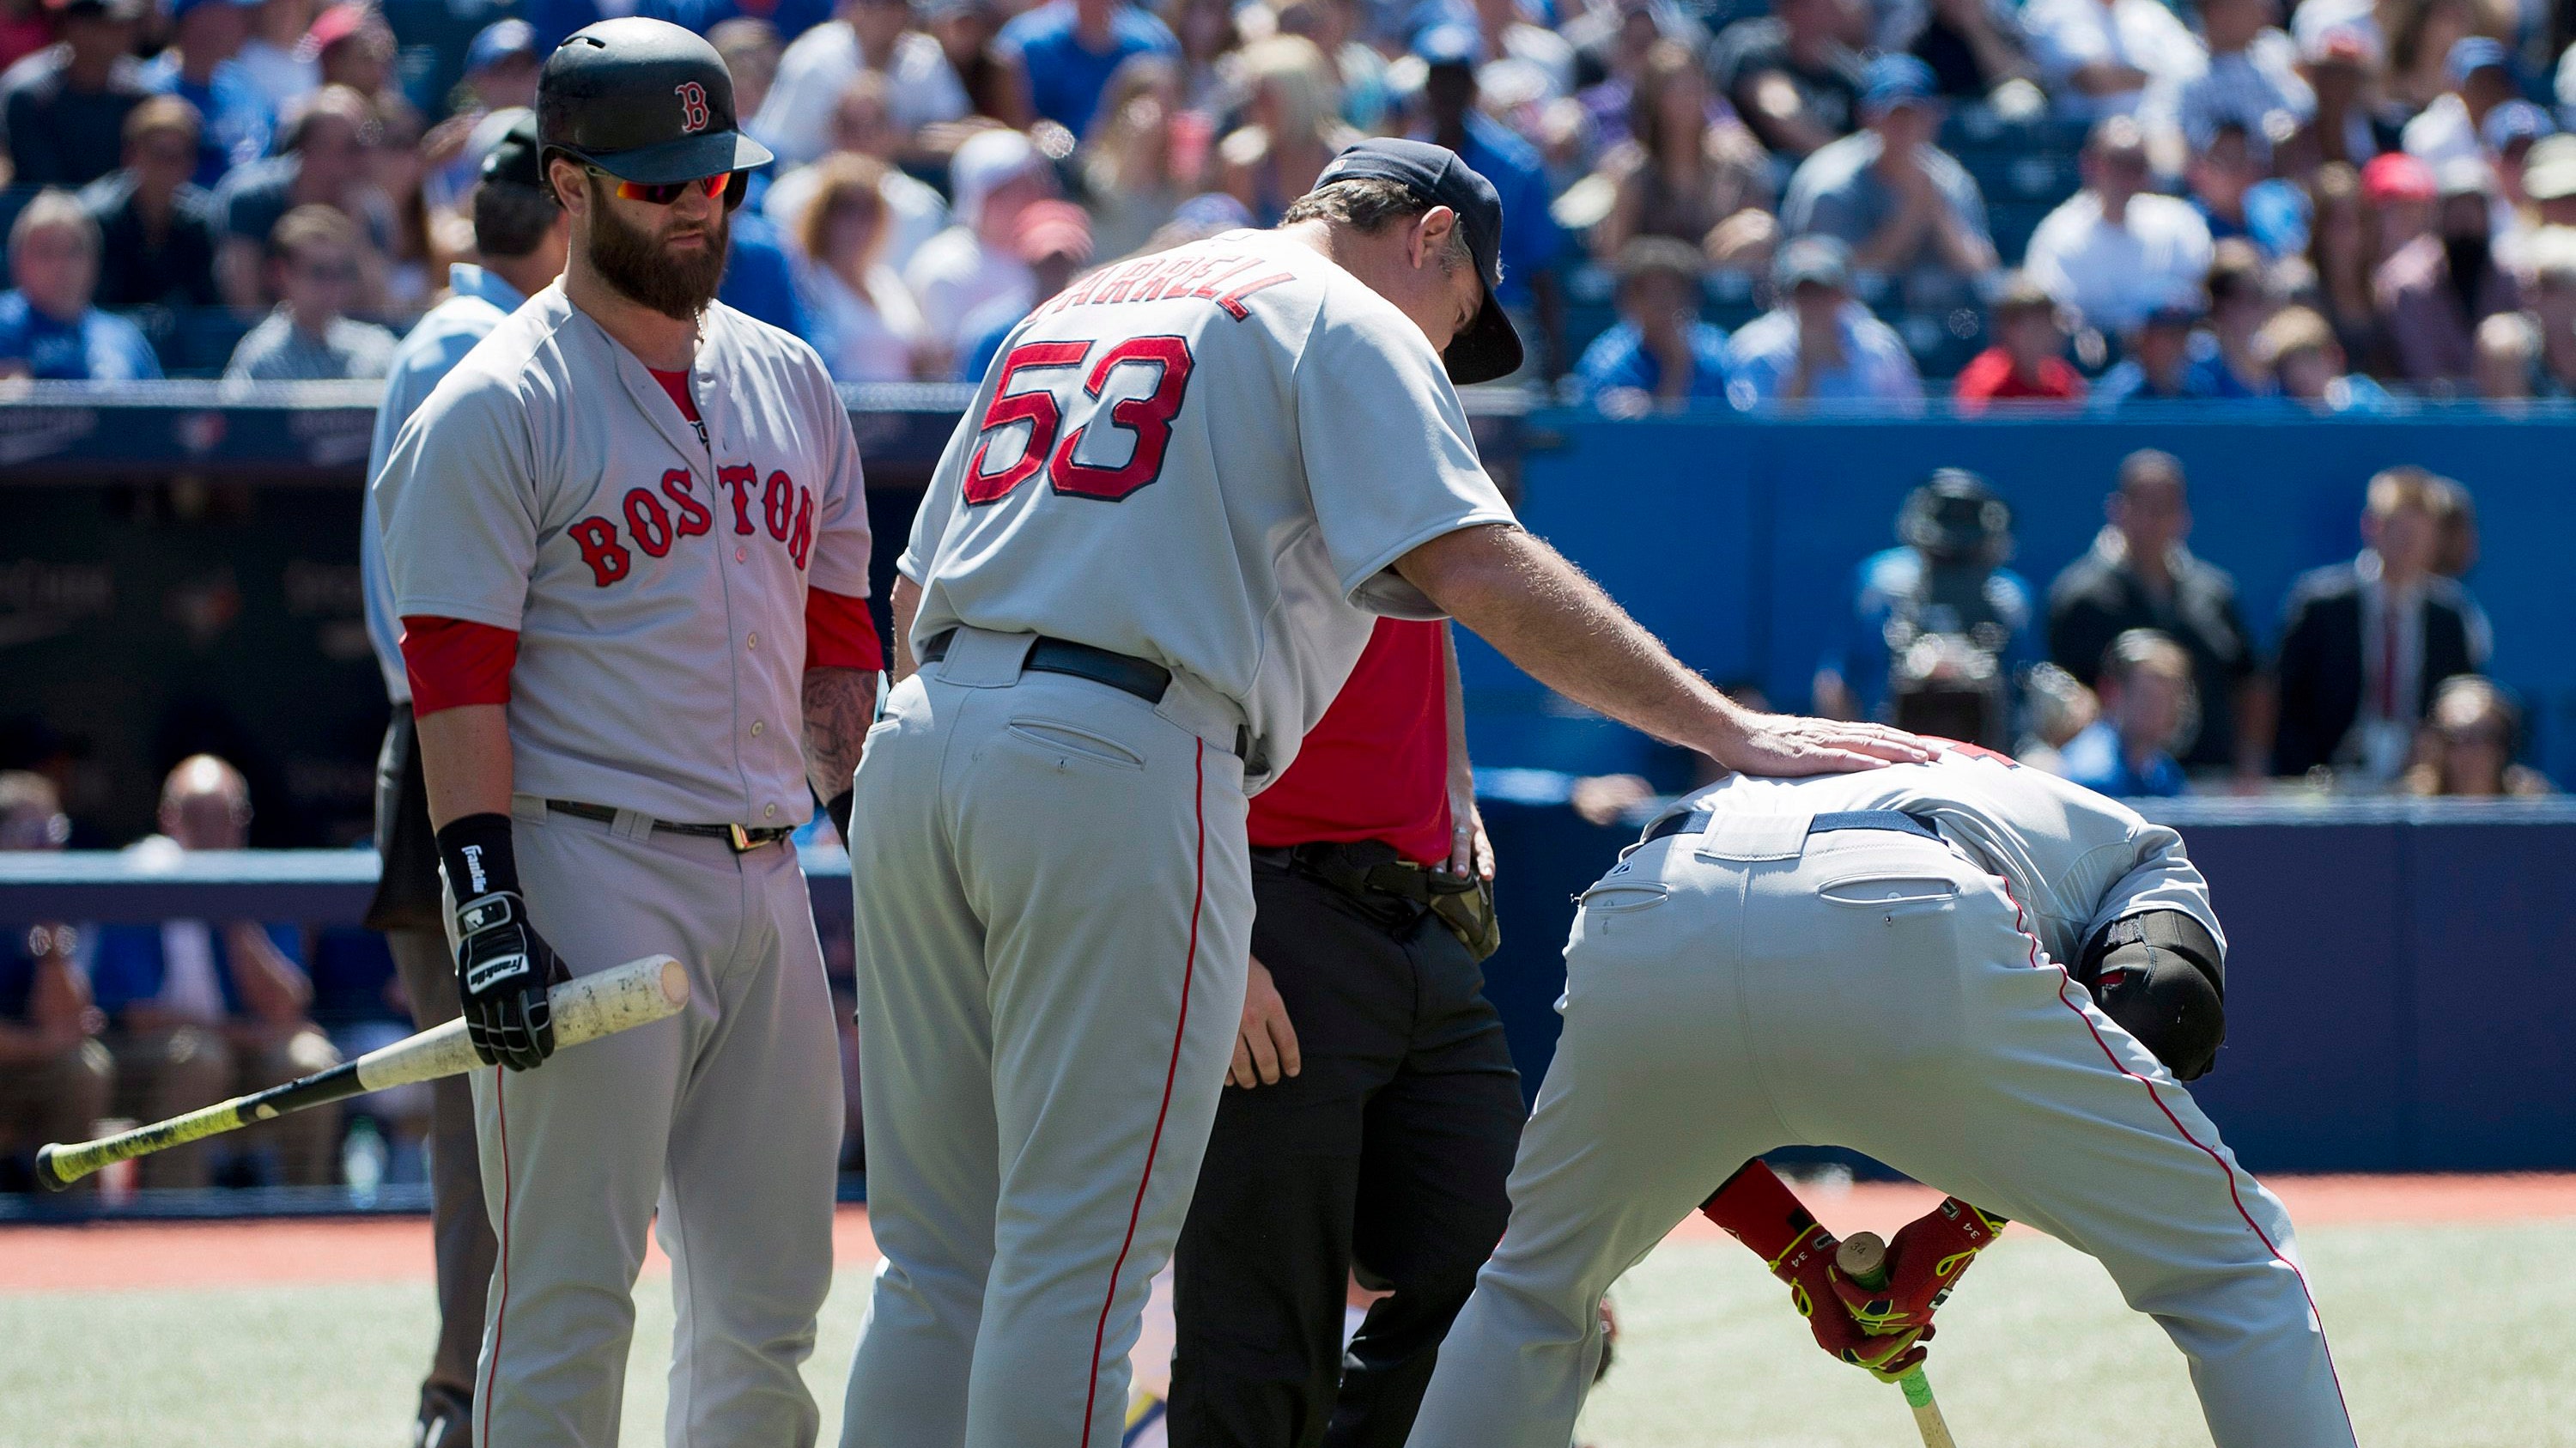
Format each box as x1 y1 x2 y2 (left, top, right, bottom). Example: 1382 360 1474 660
841 137 1930 1448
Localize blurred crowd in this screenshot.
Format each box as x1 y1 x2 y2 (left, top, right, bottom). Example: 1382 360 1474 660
7 0 2576 399
1565 449 2545 834
1803 451 2538 798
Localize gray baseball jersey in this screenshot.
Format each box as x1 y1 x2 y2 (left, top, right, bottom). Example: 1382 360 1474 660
849 226 1515 1448
898 226 1517 787
374 283 872 828
1644 739 2227 966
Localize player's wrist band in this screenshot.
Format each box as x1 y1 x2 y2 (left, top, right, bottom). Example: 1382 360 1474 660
436 812 523 905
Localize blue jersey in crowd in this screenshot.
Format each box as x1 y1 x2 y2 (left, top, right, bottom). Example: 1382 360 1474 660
1444 112 1564 311
719 209 815 338
2056 719 2187 797
999 0 1180 136
1573 319 1733 406
137 53 274 190
0 292 163 380
88 921 303 1021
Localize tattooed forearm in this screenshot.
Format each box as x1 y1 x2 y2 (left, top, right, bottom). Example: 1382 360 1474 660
802 666 880 805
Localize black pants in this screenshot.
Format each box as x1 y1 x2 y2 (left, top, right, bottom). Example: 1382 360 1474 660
1168 854 1525 1448
369 709 495 1436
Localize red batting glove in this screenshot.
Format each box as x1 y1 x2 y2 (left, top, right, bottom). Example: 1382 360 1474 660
1830 1196 2011 1334
1701 1162 1930 1383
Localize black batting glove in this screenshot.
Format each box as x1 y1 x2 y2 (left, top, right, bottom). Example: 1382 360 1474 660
438 814 570 1073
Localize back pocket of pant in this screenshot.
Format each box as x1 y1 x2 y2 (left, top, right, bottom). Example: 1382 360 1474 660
1578 883 1670 913
1817 874 1958 910
1005 717 1147 771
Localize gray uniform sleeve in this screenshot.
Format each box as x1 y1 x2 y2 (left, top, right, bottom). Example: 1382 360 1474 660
803 362 874 599
1292 289 1516 617
378 378 542 630
2077 819 2227 959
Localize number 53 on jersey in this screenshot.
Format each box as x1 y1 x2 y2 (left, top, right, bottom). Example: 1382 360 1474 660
964 335 1197 507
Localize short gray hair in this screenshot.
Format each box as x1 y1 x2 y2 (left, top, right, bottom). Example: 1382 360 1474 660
1279 178 1477 277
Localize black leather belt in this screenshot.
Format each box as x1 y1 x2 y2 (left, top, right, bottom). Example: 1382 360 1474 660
922 631 1170 705
1638 807 1942 848
544 799 793 852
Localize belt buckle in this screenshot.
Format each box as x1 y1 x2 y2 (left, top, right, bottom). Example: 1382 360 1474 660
727 823 756 853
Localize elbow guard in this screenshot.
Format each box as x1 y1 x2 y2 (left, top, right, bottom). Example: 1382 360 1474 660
2076 910 2227 1081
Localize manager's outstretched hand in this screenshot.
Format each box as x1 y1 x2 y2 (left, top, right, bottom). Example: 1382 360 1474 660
1712 713 1938 778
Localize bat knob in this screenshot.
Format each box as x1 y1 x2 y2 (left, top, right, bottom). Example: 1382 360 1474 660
33 1144 73 1193
1837 1230 1890 1287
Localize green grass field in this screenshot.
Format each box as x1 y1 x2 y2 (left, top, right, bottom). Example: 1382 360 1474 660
5 1218 2561 1446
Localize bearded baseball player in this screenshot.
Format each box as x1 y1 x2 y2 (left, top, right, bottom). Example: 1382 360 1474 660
841 137 1931 1448
1407 739 2358 1448
374 21 882 1446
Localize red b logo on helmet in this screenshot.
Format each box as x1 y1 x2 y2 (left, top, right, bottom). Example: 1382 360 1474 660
675 81 710 132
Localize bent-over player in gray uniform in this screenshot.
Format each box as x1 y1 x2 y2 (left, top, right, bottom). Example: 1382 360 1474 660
1409 739 2358 1448
375 21 882 1447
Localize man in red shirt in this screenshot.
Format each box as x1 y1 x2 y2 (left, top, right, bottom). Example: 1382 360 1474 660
1953 271 2087 413
1165 618 1523 1447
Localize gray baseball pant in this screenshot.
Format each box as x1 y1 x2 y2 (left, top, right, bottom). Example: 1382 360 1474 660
1408 826 2356 1448
841 628 1254 1448
461 806 843 1448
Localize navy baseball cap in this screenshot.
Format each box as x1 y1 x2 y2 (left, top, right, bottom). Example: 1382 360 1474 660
482 110 545 189
1312 137 1523 385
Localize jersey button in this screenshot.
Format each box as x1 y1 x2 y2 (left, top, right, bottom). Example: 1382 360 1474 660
764 803 777 818
750 720 764 737
735 547 748 563
745 632 758 651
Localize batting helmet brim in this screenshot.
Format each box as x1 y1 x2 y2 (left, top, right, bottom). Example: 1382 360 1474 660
551 127 773 186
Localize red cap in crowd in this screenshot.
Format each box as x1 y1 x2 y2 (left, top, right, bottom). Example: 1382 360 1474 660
1012 200 1094 265
2360 152 2437 204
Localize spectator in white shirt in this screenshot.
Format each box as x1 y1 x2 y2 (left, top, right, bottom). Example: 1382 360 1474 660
753 0 969 168
2021 0 2205 125
795 153 933 382
2024 115 2216 332
764 71 952 274
903 125 1052 347
2176 0 2310 161
2403 34 2517 171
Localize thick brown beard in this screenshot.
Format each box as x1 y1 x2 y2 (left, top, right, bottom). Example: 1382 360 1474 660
586 175 730 320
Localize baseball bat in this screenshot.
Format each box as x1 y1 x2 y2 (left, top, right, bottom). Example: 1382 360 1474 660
36 954 688 1191
1838 1231 1960 1448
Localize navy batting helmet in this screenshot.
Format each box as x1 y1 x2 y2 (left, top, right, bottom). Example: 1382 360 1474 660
538 17 773 186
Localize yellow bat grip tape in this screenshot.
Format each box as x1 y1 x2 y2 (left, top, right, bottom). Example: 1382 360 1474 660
46 1098 258 1184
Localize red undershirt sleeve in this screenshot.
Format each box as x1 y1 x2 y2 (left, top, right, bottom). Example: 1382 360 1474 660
805 587 885 671
401 615 520 716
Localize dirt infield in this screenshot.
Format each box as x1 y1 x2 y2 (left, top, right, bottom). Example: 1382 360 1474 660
4 1173 2570 1295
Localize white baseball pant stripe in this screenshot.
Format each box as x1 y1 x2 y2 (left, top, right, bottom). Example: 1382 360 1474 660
1407 827 2356 1448
460 812 843 1448
842 630 1253 1448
